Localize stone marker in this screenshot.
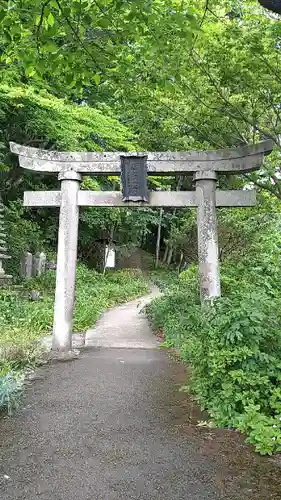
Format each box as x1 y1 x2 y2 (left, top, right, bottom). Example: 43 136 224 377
21 252 33 279
105 245 116 269
32 251 46 277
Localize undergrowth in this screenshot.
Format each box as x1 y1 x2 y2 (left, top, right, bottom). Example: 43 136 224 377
147 229 281 455
0 264 148 412
0 371 24 414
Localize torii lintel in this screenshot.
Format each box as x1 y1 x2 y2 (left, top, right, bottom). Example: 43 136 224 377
9 140 273 175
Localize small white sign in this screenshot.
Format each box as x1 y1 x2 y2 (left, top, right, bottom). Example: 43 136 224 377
105 246 115 268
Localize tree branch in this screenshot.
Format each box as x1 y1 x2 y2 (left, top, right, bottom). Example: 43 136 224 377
243 173 281 200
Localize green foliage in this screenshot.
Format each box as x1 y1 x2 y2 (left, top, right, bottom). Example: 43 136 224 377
148 269 179 292
2 1 281 277
4 201 45 276
0 0 199 93
74 265 148 330
0 83 137 182
147 217 281 455
0 371 24 414
0 83 149 270
0 264 148 413
0 265 147 368
1 0 281 199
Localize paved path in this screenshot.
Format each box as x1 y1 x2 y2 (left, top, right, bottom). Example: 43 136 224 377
85 285 160 349
1 292 281 499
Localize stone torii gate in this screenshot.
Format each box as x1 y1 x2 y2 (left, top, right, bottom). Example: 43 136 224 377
10 140 273 352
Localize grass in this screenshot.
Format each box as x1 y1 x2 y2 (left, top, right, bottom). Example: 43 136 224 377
0 264 148 412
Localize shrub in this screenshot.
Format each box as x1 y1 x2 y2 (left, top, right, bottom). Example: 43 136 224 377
147 228 281 455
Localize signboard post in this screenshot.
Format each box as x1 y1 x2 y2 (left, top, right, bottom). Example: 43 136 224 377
105 245 116 269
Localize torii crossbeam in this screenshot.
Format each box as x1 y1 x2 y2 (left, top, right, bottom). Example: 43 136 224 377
10 140 273 352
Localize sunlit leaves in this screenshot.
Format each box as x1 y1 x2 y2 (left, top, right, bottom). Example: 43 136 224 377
0 0 199 89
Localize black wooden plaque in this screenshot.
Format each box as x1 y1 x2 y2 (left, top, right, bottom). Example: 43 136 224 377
120 155 148 202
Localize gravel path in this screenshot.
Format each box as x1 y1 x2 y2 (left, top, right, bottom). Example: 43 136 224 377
0 291 281 500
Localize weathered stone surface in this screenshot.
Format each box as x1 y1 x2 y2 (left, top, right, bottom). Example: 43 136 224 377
29 290 41 301
46 260 56 270
10 138 271 325
23 189 256 208
52 170 81 352
15 155 269 175
195 171 221 300
21 252 33 279
40 333 85 351
10 139 273 162
24 191 61 206
32 251 46 277
10 140 273 174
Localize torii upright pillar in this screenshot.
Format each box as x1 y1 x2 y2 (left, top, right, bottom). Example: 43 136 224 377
195 170 220 300
52 170 81 351
10 140 273 352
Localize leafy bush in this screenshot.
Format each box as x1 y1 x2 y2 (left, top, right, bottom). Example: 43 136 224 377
147 223 281 455
0 84 138 159
149 269 180 292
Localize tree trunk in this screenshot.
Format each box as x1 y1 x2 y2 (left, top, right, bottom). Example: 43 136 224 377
162 245 169 264
155 208 163 268
167 247 174 266
177 251 184 274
